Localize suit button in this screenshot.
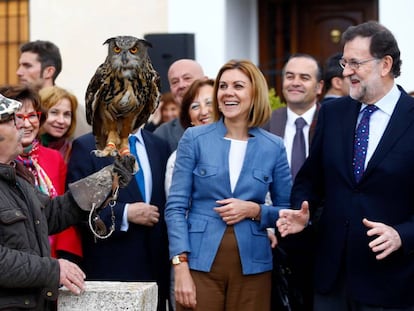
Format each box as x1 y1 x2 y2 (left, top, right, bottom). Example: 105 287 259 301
46 291 53 297
200 169 206 176
24 299 30 305
264 176 269 182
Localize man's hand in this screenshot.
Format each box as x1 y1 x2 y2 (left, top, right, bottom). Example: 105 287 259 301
58 259 86 295
277 201 310 237
267 228 278 248
127 202 160 226
363 218 402 260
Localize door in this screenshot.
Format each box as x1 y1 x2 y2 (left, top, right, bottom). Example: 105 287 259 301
258 0 378 97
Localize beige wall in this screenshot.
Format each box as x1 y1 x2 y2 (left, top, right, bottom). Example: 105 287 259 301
29 0 168 137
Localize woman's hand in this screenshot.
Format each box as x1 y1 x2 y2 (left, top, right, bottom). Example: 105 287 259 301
214 198 260 225
174 263 197 309
276 201 310 237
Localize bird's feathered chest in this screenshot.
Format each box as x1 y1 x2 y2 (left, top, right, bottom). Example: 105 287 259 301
94 65 158 117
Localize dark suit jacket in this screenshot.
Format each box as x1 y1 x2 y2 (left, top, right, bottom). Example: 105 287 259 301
66 131 171 311
266 105 321 310
292 89 414 308
153 118 184 151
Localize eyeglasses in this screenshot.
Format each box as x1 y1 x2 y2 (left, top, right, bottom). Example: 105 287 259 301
15 111 41 124
339 58 377 70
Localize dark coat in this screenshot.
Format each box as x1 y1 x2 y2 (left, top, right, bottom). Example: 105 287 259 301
265 104 320 311
66 131 171 311
153 118 184 151
0 163 83 310
292 89 414 308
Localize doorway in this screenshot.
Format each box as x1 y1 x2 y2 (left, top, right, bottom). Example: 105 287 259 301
258 0 378 96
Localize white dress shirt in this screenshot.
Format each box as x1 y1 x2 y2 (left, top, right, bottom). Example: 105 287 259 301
284 105 317 168
358 83 400 168
121 129 152 231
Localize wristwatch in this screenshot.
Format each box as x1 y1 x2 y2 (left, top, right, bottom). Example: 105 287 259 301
172 254 188 265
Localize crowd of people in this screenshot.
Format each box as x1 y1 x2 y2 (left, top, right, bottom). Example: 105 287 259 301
1 20 414 311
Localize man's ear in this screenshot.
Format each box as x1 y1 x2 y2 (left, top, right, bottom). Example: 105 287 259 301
316 80 324 95
331 77 343 90
42 66 56 80
380 55 393 77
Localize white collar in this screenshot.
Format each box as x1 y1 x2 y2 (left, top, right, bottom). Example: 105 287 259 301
129 128 144 145
360 83 400 116
287 104 317 126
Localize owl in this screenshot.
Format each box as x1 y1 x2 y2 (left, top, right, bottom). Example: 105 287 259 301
85 35 160 157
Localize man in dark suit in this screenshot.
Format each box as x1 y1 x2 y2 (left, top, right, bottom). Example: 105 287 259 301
266 53 323 311
153 59 205 151
278 21 414 310
67 129 171 311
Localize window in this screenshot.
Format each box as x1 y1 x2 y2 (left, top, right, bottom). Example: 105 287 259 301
0 0 29 84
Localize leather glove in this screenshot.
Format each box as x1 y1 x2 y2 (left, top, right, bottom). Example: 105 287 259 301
113 154 137 188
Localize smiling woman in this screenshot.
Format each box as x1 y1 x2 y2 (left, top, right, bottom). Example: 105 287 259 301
166 60 292 311
39 86 78 163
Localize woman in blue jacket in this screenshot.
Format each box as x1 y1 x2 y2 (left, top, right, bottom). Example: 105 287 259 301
166 59 292 311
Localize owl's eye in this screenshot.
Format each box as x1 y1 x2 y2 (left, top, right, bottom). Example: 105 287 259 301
129 47 138 54
113 46 121 53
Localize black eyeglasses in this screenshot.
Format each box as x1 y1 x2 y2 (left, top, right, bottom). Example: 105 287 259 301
339 58 377 70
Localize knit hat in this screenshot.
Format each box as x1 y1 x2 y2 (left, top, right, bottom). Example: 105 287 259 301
0 93 22 122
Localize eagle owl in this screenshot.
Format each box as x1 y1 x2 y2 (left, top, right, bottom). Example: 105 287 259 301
85 35 160 157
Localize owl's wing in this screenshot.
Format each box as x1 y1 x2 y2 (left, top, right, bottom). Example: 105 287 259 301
85 62 110 125
131 66 161 131
85 62 114 150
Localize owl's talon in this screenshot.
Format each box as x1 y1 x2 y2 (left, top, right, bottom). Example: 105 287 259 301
119 147 131 156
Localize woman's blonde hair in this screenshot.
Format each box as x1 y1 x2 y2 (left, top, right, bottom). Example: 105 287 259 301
212 59 271 127
39 86 78 138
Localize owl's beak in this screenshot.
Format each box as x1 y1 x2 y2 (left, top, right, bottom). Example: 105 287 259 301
121 52 128 65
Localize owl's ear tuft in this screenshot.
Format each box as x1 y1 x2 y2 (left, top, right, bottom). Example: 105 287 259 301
139 39 152 48
103 37 116 45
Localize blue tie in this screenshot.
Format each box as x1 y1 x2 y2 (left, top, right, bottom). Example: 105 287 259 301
353 105 379 182
128 135 146 201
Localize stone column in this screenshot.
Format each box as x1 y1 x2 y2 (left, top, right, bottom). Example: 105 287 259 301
58 281 158 310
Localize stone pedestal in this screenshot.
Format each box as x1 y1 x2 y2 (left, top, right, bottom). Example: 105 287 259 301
58 281 158 311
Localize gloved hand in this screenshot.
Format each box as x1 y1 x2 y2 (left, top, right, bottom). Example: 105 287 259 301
113 154 137 188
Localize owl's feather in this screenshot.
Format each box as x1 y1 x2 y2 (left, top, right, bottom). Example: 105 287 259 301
85 36 160 157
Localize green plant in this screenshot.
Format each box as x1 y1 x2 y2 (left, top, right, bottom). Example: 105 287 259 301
268 88 286 111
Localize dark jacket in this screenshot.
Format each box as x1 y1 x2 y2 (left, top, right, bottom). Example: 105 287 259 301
0 163 83 310
293 89 414 307
67 131 171 311
153 118 184 151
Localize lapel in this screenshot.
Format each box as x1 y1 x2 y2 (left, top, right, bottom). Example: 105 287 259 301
308 103 321 148
270 107 287 138
364 93 414 179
